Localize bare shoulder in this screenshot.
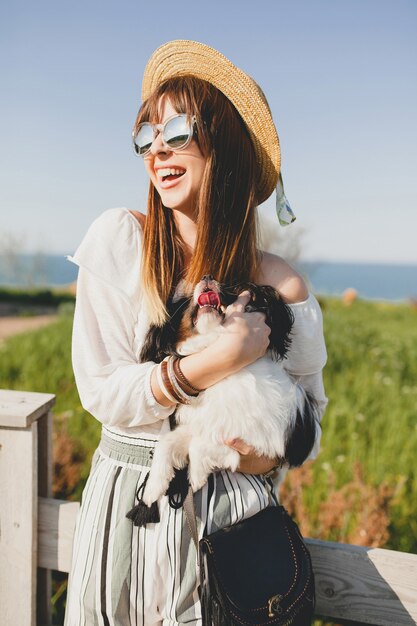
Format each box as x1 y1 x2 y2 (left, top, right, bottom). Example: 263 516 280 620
127 209 146 231
257 251 309 304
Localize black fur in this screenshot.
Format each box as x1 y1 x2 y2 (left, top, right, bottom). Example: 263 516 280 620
286 390 320 467
139 297 190 363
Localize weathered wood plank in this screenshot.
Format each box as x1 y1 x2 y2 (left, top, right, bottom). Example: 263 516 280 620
0 422 38 626
38 498 80 573
37 498 417 625
307 538 417 625
37 411 53 626
0 389 55 428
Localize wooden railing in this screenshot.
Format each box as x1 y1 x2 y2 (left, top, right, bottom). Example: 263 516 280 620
1 389 417 626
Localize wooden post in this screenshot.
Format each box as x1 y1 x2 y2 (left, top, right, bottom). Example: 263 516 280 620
0 389 55 626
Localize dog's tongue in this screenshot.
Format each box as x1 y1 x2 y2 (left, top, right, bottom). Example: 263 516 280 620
197 291 220 309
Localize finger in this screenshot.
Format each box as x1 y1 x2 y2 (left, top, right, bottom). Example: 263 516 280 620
224 438 253 455
224 291 251 319
236 455 274 475
230 290 252 314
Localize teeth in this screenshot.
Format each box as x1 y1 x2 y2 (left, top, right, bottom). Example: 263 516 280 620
157 167 186 178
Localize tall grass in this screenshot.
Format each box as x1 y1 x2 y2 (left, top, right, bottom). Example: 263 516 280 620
307 297 417 553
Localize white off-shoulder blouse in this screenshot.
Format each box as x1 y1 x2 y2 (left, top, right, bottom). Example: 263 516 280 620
67 207 328 452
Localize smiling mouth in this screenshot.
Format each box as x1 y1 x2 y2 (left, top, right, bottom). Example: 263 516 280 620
157 168 186 182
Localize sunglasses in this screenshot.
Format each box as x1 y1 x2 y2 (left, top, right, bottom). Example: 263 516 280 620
132 113 197 157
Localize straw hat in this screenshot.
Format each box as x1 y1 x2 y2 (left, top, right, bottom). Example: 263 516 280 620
142 40 281 206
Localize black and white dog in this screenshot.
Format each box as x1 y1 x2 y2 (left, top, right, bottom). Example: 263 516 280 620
140 276 319 505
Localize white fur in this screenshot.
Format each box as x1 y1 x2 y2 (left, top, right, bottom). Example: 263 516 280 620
143 323 307 505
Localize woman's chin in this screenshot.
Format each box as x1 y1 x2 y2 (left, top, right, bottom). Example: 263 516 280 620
159 189 198 216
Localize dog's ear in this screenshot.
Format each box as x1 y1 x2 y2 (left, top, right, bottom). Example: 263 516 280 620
139 325 170 363
267 297 294 361
223 283 294 361
253 286 294 361
139 297 189 363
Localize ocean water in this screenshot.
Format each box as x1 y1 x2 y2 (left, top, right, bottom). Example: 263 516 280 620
295 261 417 302
0 255 416 302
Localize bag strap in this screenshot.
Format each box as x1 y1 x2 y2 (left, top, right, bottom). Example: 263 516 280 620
184 489 199 552
168 413 200 555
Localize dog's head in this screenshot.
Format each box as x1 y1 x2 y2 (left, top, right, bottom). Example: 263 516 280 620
140 275 294 364
138 275 223 364
182 275 224 335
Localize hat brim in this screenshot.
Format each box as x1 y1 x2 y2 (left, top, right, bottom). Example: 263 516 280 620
142 40 280 205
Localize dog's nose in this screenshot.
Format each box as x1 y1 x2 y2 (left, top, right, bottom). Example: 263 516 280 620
202 274 214 282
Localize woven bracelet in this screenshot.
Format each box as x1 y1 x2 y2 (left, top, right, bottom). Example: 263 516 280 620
173 357 201 395
156 362 178 405
160 359 184 404
165 356 194 404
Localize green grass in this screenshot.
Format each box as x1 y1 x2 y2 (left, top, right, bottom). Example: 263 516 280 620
0 305 101 495
308 297 417 552
0 286 75 306
1 297 416 551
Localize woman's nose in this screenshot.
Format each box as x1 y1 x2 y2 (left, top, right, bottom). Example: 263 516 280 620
149 131 170 156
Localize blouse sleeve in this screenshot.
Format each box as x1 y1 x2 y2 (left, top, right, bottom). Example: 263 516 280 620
284 293 329 459
67 207 174 428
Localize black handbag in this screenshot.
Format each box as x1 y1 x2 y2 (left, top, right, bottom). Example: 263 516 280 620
197 505 315 626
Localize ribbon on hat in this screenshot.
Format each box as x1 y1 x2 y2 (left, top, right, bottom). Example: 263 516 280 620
276 173 296 226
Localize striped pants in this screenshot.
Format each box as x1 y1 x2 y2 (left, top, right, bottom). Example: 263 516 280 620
64 426 277 626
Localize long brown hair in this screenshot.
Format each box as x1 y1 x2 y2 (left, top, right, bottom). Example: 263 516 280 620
133 76 260 325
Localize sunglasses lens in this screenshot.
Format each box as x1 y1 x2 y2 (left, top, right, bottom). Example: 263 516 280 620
133 124 154 155
163 114 192 149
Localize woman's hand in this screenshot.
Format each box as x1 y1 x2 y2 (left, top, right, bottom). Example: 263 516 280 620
213 290 271 370
224 438 278 475
177 291 271 397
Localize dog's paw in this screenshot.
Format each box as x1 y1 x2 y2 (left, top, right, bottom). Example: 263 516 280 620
189 467 209 493
142 476 166 506
142 487 162 507
223 448 241 472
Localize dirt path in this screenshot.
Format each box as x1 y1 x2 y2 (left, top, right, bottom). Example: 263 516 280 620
0 315 59 342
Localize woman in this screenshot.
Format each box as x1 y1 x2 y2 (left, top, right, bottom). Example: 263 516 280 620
64 41 328 626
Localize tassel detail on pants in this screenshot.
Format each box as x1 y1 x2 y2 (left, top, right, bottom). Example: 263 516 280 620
126 471 160 526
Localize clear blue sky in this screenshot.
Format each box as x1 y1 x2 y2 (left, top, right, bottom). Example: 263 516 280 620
1 0 416 263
